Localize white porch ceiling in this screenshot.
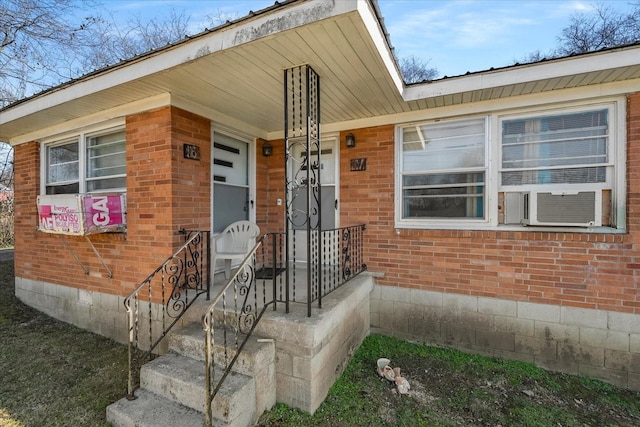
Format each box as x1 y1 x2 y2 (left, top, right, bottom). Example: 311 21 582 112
0 0 406 142
2 0 640 143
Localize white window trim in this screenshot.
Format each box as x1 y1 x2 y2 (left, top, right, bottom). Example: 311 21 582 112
40 122 126 195
498 102 616 191
395 116 493 230
497 99 626 231
44 136 81 193
395 98 627 232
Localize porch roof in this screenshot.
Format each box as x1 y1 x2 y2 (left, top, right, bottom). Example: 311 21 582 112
1 0 640 144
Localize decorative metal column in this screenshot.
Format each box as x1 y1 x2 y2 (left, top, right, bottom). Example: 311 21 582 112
284 65 321 317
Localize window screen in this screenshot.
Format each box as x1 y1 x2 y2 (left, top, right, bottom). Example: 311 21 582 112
501 109 608 186
400 118 486 220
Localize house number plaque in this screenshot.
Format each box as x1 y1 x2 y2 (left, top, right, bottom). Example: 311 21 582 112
350 158 367 171
183 144 201 160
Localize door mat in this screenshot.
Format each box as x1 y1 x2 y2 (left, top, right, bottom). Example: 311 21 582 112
255 267 286 279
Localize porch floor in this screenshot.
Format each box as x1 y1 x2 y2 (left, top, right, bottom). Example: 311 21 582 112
198 261 355 312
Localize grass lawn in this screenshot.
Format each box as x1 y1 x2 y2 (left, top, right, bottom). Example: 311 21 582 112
258 337 640 427
1 254 639 426
259 334 640 426
0 258 128 427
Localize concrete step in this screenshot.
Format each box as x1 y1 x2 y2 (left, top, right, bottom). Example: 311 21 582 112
106 388 206 427
108 319 277 427
169 322 269 372
141 351 256 425
169 322 277 416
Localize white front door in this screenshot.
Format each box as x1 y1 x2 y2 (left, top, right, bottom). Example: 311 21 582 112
211 131 254 233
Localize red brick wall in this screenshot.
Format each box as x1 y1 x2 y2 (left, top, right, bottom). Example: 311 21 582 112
257 138 286 235
14 93 640 314
335 96 640 315
169 107 211 231
628 93 640 235
14 106 211 298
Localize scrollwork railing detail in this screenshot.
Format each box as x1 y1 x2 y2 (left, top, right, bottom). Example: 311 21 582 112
203 233 278 427
125 230 210 399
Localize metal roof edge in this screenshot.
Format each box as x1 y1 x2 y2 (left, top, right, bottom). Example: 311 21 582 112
0 0 311 117
403 43 640 102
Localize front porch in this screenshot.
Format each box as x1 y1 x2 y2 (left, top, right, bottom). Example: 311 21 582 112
102 222 370 425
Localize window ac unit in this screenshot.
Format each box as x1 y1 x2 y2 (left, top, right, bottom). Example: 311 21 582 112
505 190 601 227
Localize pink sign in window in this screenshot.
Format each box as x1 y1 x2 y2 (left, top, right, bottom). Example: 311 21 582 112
37 193 127 235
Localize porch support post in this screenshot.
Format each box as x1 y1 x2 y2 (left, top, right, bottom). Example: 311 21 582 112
284 64 321 317
283 68 291 314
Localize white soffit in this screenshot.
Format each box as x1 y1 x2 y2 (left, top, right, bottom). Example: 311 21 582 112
2 0 354 121
403 47 640 102
4 0 406 142
2 0 640 144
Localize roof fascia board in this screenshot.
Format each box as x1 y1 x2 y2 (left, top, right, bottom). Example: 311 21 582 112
357 0 404 94
268 77 637 140
8 93 171 145
10 91 269 145
1 0 358 126
403 47 640 101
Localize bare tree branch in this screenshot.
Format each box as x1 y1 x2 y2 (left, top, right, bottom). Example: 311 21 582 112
78 8 191 72
556 2 640 56
0 0 100 105
399 55 439 83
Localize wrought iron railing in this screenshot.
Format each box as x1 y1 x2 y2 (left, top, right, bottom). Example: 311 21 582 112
123 224 364 422
318 223 367 303
202 232 283 427
124 229 210 398
286 224 367 314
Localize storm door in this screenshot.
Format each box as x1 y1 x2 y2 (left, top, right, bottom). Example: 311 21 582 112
289 138 338 262
211 131 253 233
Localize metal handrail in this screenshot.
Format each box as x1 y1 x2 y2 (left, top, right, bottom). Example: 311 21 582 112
124 230 210 398
202 232 278 427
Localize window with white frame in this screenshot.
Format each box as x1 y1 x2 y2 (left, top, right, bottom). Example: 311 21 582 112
398 118 487 222
500 108 609 188
46 139 80 194
395 101 623 230
44 128 126 195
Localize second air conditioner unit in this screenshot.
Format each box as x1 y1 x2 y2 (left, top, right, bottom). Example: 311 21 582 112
505 190 601 227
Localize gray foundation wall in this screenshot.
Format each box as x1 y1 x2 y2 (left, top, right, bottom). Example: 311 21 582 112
371 284 640 390
255 274 373 414
16 275 640 395
15 276 129 344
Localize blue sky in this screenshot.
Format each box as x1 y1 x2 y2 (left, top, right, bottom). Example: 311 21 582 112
101 0 637 77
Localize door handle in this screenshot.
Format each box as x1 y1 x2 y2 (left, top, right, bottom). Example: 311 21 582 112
335 199 338 210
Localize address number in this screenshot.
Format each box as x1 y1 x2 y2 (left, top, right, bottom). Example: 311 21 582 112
183 144 201 160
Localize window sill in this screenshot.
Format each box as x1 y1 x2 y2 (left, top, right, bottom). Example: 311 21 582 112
394 222 626 234
494 224 626 234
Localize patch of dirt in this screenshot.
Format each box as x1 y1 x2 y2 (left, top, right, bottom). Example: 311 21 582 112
371 354 640 426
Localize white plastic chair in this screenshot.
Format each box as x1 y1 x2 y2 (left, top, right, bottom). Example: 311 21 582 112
212 221 260 279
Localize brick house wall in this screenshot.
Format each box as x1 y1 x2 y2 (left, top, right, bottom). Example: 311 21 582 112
14 106 211 340
256 137 286 235
12 90 640 389
336 94 640 389
337 97 639 314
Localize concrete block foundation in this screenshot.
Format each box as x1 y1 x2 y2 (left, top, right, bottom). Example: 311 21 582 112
255 273 373 414
15 276 128 344
371 284 640 391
